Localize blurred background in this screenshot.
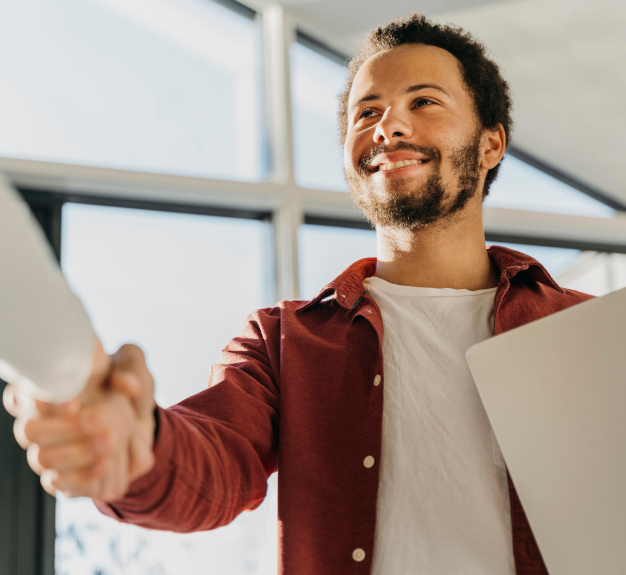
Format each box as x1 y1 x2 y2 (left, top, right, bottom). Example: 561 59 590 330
1 0 625 573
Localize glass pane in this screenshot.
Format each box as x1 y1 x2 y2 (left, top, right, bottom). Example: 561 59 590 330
550 252 626 297
57 203 277 574
298 224 376 300
0 0 263 181
291 43 348 192
485 156 615 218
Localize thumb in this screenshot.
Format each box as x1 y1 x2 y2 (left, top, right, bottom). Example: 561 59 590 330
109 344 155 420
109 368 143 401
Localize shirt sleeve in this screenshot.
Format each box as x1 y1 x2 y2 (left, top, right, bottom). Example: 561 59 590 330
0 175 95 403
94 309 280 532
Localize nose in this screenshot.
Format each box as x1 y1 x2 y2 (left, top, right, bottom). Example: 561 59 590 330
373 107 414 145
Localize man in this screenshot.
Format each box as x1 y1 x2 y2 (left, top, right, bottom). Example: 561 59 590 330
13 14 592 575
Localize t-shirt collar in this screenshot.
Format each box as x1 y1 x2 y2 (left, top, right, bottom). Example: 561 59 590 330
296 245 564 315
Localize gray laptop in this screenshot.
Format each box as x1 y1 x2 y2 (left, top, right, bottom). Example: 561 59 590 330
466 286 626 575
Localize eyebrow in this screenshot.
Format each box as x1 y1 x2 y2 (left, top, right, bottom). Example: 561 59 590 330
351 83 452 112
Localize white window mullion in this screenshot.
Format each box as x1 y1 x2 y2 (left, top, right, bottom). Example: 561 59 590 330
262 5 301 301
262 5 295 185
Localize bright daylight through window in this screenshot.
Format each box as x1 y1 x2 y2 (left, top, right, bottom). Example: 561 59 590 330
291 41 348 191
485 156 616 218
299 224 377 299
58 203 276 575
0 0 263 181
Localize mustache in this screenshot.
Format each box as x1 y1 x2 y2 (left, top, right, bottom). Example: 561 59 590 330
358 142 441 173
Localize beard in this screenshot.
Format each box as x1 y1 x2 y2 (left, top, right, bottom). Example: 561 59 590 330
346 130 483 231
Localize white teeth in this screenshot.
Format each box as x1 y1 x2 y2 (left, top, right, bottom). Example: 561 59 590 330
379 159 423 171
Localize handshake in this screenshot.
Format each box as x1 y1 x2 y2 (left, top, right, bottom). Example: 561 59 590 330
3 338 157 503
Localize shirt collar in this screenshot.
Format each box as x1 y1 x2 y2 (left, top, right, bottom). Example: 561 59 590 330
296 245 564 314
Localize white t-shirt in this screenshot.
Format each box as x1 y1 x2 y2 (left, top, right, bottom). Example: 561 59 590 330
364 276 515 575
0 175 93 402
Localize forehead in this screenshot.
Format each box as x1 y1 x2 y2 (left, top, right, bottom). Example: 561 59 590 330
348 43 466 108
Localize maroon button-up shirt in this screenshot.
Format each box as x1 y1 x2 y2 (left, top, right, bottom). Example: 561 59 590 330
98 246 593 575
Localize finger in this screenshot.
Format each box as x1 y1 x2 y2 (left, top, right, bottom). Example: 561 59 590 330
22 415 92 447
40 469 59 497
36 433 112 473
81 335 112 402
110 344 154 417
77 395 135 445
113 343 146 368
14 418 30 450
27 444 44 475
48 463 107 499
3 384 19 417
34 397 81 418
109 367 143 401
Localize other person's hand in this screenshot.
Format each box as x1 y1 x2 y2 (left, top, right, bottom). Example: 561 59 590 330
3 340 157 502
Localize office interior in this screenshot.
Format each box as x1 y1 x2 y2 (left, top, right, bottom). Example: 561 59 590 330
1 0 624 573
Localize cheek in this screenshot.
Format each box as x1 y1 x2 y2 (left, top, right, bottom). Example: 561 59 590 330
343 136 360 171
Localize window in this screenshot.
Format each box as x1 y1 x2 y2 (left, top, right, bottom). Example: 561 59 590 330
550 252 626 297
57 203 277 574
485 156 615 218
0 0 263 181
298 223 376 299
291 41 348 192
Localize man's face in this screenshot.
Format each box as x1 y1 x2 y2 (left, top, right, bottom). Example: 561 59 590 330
344 44 485 230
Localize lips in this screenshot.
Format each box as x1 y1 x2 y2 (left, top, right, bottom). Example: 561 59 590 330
367 151 433 173
378 159 429 171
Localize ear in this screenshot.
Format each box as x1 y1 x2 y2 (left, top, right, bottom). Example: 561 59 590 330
481 124 506 170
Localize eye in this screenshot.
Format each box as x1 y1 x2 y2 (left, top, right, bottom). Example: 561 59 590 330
357 108 378 120
415 98 435 108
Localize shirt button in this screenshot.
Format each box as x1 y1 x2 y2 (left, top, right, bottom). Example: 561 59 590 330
363 456 375 468
352 548 366 562
373 374 381 386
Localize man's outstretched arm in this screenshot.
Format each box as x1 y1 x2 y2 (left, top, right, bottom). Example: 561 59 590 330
19 310 281 533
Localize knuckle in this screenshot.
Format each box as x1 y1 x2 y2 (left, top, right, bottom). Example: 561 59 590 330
27 445 43 474
2 385 18 416
36 449 50 470
40 472 57 496
118 343 144 361
22 420 37 442
14 420 30 449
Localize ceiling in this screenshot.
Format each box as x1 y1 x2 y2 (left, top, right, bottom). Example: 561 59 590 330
435 0 626 207
249 0 509 42
246 0 626 207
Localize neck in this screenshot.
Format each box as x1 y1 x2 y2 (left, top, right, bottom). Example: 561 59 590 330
374 202 499 291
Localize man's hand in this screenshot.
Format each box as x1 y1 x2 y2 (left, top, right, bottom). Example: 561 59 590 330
3 340 157 502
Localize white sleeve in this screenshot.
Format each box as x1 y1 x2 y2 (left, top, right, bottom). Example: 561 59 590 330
0 174 94 403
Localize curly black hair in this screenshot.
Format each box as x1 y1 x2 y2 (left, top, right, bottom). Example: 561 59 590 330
338 13 513 197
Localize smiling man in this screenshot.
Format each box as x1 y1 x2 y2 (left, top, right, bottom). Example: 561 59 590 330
16 13 592 575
